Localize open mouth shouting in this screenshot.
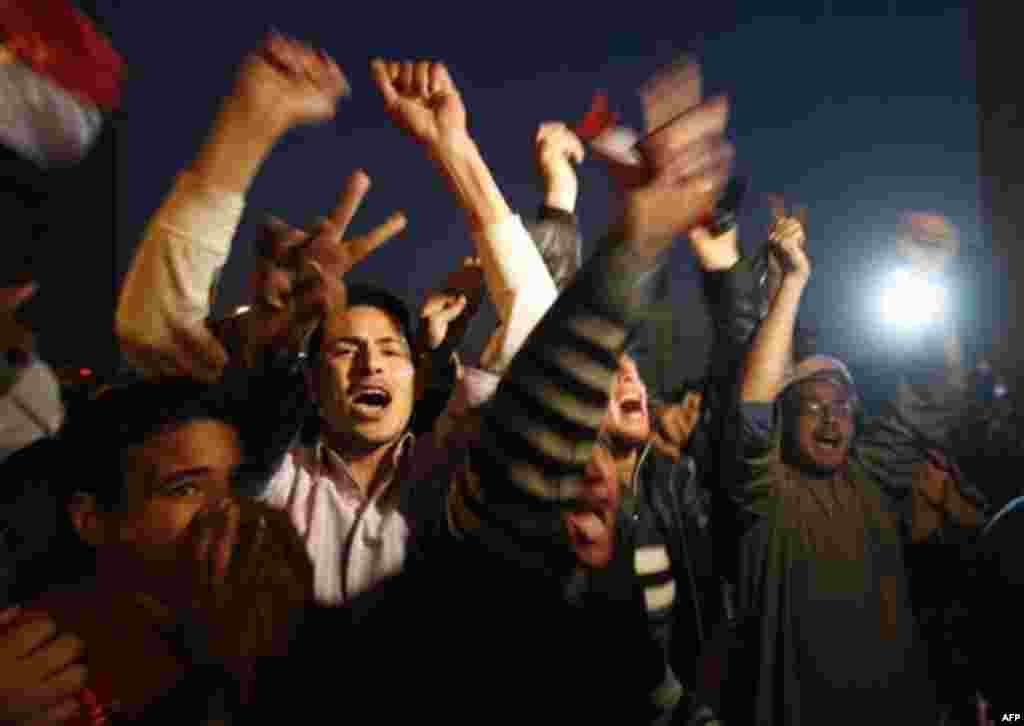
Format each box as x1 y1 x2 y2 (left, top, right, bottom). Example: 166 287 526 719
348 383 393 418
606 382 650 445
618 393 646 417
814 430 843 448
807 427 849 466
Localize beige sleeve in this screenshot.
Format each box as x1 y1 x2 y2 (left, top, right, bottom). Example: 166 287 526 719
116 171 244 381
474 213 558 374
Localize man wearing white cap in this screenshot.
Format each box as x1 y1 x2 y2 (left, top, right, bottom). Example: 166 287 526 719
728 213 984 725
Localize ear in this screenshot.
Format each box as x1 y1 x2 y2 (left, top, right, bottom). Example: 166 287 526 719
68 492 107 547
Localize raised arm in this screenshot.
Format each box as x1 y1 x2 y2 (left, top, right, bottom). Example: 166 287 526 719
731 216 810 515
373 60 557 373
116 34 347 381
739 217 809 404
523 122 585 293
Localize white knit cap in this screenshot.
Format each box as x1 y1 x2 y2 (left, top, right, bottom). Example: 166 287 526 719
779 355 855 395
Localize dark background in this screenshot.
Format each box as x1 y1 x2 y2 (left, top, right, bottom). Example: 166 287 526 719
28 1 985 400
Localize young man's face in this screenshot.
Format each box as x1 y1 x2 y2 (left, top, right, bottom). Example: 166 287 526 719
564 445 620 569
787 377 856 476
602 354 650 448
77 418 244 600
316 305 416 452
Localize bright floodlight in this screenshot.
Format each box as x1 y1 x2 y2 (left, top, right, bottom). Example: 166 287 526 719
878 268 946 330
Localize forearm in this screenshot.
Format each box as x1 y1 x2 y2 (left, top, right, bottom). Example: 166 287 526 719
704 253 766 374
117 97 284 378
431 132 560 371
430 132 511 231
543 174 577 214
190 96 287 195
740 275 806 402
116 171 243 378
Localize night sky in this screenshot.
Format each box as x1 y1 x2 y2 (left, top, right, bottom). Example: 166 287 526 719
49 1 980 395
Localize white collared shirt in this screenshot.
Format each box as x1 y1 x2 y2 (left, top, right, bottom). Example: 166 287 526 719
261 433 415 605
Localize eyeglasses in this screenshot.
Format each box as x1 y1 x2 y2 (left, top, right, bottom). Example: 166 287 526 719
796 399 855 420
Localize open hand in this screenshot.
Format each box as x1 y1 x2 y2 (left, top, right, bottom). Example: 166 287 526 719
419 257 484 352
619 93 733 254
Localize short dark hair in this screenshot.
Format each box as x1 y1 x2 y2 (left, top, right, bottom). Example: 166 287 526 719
58 378 242 510
308 283 413 361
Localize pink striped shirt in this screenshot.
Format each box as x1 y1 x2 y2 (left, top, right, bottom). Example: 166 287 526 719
261 433 415 605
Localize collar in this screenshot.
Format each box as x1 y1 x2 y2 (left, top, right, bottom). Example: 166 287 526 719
317 431 416 502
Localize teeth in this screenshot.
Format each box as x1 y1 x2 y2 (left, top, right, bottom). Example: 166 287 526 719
354 388 390 406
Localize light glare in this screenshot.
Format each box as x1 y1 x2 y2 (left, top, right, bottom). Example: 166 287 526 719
878 268 946 330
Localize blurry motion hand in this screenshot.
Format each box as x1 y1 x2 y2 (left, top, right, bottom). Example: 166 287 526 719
243 170 406 360
231 31 349 134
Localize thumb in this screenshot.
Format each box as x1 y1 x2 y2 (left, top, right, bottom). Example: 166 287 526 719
420 292 449 319
442 294 468 322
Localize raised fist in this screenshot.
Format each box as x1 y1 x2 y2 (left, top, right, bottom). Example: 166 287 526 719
535 122 585 212
372 59 467 149
232 32 349 133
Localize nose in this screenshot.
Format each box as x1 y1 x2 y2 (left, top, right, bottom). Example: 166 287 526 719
201 494 232 516
355 344 384 374
619 361 639 385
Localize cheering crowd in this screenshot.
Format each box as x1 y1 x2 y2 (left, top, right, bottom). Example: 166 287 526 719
0 13 1018 726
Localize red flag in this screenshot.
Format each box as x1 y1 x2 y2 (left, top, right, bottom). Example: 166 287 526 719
575 91 619 142
0 0 124 110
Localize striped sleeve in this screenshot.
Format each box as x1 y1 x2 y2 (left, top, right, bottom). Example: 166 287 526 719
450 235 666 571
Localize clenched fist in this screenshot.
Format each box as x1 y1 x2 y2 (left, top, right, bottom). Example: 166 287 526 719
535 122 585 213
232 32 349 134
372 59 467 150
